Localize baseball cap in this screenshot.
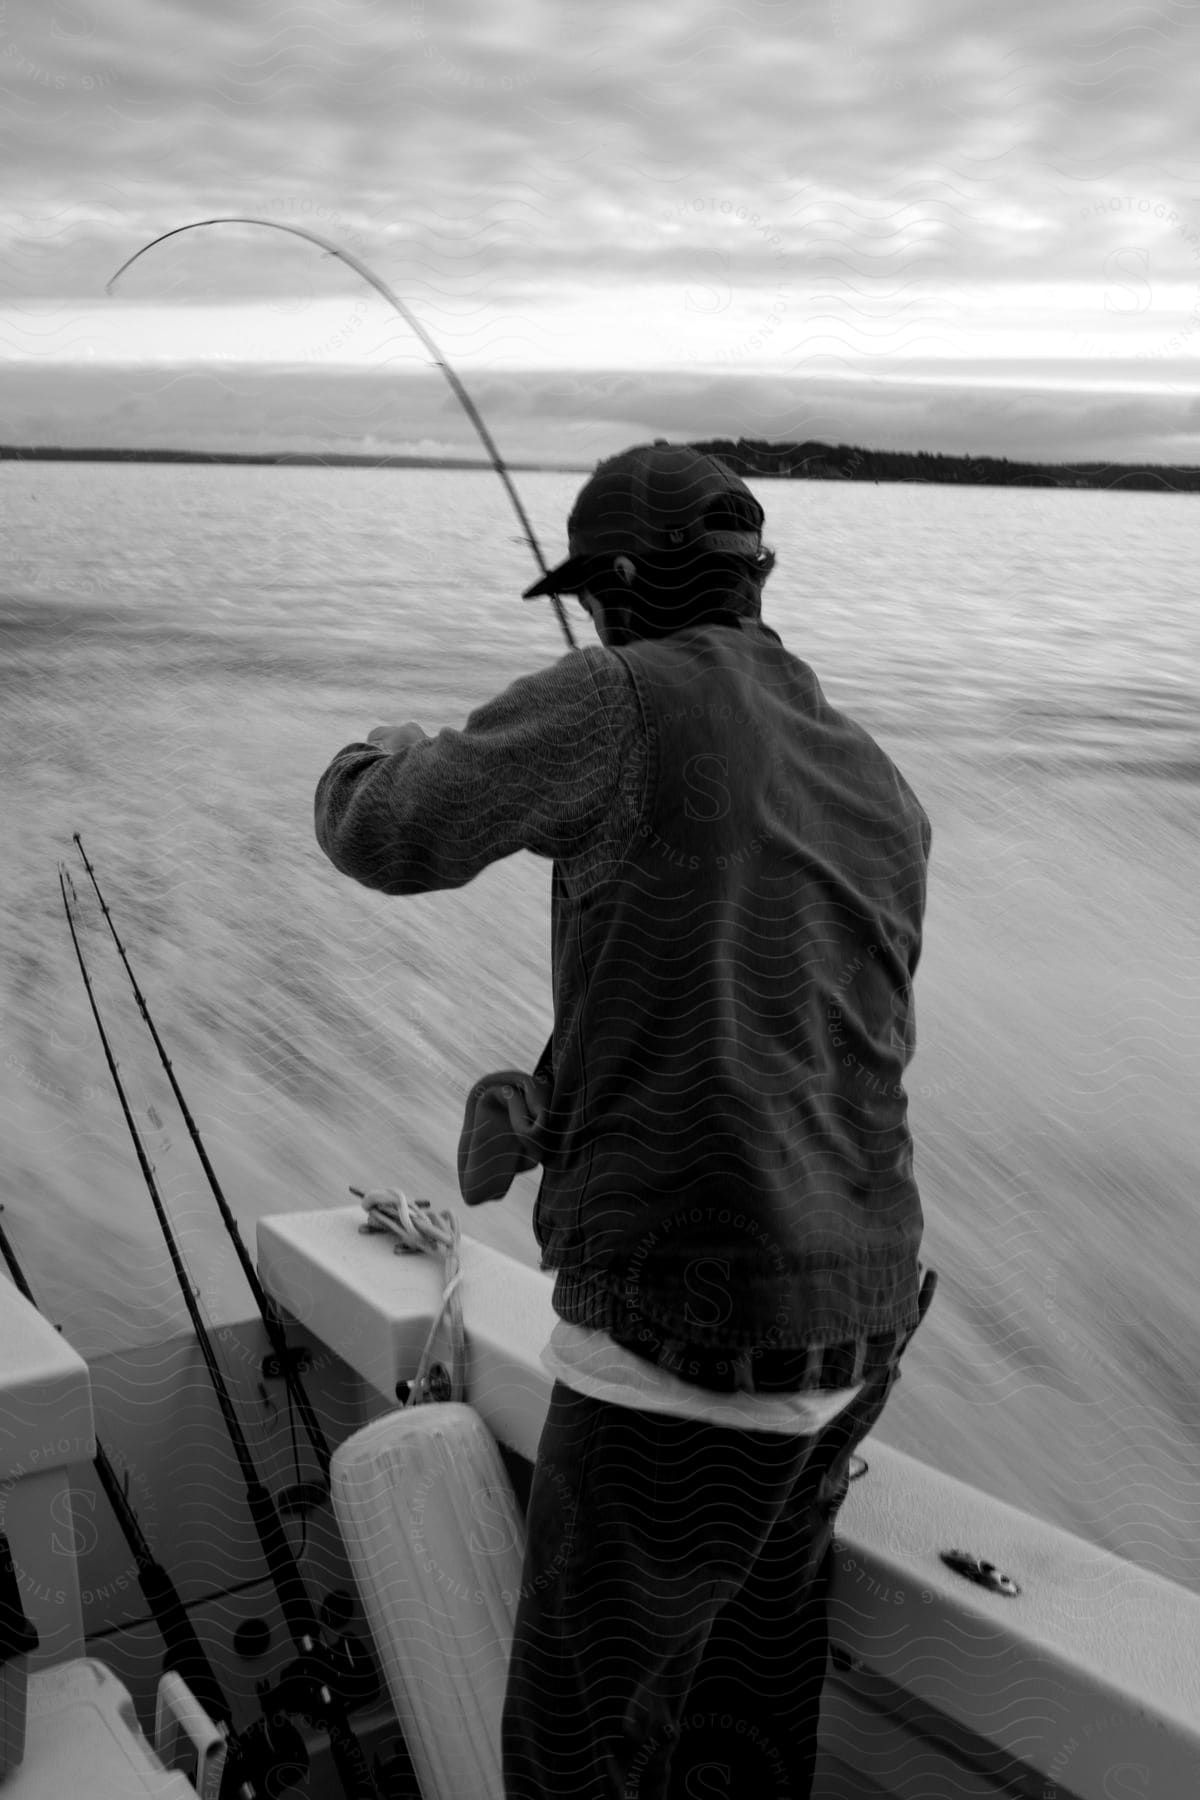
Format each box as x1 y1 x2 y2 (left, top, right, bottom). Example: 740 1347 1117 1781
522 440 764 599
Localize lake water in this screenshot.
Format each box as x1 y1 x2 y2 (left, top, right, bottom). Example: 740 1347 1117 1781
3 461 1199 1595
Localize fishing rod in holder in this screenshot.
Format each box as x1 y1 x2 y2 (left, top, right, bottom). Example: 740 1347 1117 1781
0 1212 232 1728
58 865 383 1800
71 832 332 1486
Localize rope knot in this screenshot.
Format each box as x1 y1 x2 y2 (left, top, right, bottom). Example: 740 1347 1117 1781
356 1187 465 1408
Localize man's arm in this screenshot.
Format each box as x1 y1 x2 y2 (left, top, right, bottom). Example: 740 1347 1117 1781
314 648 625 895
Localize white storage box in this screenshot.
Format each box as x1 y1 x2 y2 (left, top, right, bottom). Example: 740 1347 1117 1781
3 1658 199 1798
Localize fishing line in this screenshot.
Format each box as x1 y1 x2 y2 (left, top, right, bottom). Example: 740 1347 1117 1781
58 865 381 1800
104 216 629 836
104 215 579 651
71 831 333 1487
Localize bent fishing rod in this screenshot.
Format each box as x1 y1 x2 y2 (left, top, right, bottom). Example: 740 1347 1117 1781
59 867 382 1800
105 214 579 652
71 831 332 1486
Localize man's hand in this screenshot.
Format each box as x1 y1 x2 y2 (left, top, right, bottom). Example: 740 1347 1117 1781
367 723 428 753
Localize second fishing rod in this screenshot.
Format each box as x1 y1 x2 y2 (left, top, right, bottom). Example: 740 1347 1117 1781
59 864 383 1800
71 831 332 1486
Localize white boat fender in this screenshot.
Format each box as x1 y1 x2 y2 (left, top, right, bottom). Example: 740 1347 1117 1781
334 1188 526 1798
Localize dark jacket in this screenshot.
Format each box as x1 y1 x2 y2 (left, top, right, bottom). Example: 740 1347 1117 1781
315 618 932 1357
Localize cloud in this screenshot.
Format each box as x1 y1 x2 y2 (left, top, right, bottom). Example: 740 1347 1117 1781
3 0 1200 454
5 1 1200 281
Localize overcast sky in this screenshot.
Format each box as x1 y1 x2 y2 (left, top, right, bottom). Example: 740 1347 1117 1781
2 0 1199 462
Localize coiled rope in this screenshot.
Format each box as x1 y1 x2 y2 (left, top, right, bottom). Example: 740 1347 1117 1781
354 1188 466 1408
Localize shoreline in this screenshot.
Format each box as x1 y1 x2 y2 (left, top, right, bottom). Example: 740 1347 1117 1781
0 445 587 473
2 439 1199 490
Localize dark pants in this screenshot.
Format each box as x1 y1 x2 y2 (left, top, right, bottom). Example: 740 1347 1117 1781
501 1350 905 1800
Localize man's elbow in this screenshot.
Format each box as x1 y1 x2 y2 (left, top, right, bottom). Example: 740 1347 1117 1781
313 763 478 896
313 814 412 895
314 811 449 897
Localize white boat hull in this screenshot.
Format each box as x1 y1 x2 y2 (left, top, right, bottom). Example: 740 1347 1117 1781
3 1207 1198 1798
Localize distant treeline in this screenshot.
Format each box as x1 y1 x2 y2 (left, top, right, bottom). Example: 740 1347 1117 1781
3 439 1199 491
689 438 1200 493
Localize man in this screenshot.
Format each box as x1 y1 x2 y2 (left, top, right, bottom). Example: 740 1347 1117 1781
314 440 936 1799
